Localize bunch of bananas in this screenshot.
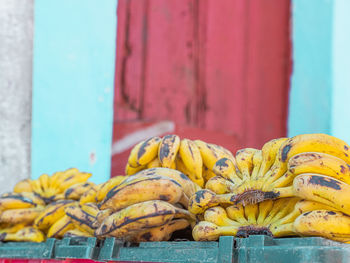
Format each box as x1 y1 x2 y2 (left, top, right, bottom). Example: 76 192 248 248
126 134 235 188
0 168 96 242
94 168 196 242
189 133 350 242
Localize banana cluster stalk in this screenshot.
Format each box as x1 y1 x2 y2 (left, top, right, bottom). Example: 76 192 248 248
125 135 235 188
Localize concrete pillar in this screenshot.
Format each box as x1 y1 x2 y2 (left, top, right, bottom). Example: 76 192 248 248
0 1 33 192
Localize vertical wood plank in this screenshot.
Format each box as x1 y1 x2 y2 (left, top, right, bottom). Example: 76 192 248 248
141 0 197 125
114 0 148 121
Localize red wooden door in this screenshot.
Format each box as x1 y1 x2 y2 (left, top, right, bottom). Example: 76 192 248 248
112 0 291 176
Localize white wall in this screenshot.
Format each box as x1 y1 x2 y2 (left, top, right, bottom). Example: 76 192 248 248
0 1 33 192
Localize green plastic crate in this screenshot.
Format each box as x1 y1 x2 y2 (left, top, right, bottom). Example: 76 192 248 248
98 236 234 263
234 235 350 263
0 238 55 259
54 237 100 259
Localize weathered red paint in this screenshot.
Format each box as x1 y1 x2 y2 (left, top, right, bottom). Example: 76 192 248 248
113 0 291 175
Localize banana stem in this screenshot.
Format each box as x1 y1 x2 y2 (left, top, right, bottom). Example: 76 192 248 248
274 186 294 198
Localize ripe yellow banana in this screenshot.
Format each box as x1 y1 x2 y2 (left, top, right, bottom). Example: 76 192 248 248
0 227 45 242
263 134 350 187
39 174 50 192
202 166 216 182
99 175 188 211
226 204 248 225
34 199 76 231
0 194 40 210
95 200 191 238
47 215 74 238
13 179 33 193
147 157 162 169
94 208 114 228
204 206 240 227
59 170 92 192
258 138 288 177
65 204 98 235
0 206 44 224
127 219 190 242
79 187 99 205
205 176 235 194
64 182 95 200
250 150 263 180
136 137 161 166
235 148 258 180
127 140 145 168
125 163 146 175
96 175 129 202
212 158 241 183
277 174 350 215
158 135 181 168
289 152 350 185
111 167 198 199
178 139 204 187
294 210 350 240
192 221 238 241
194 140 235 170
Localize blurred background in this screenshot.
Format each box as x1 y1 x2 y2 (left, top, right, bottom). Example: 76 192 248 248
0 0 349 191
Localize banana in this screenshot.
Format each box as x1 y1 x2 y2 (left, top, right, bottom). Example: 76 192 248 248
113 167 198 199
64 182 95 200
212 158 241 183
47 215 74 238
94 208 114 228
34 200 76 231
263 134 350 187
192 221 238 241
136 137 161 165
278 174 350 215
275 199 338 226
235 148 258 180
65 204 98 235
250 150 263 180
0 194 40 210
79 187 98 204
39 174 50 192
294 210 350 240
256 200 274 225
127 219 190 242
158 135 181 168
13 179 33 193
0 224 29 234
204 206 240 227
205 176 235 194
147 158 162 169
226 204 248 225
96 176 128 202
127 140 145 168
99 175 188 211
0 227 45 242
0 206 44 224
194 140 235 170
125 163 146 175
30 179 44 196
258 138 288 177
59 170 92 192
178 139 204 187
203 166 217 182
289 152 350 184
95 200 191 238
244 203 259 224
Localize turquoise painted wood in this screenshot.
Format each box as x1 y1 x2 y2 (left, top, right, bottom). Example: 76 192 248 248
32 0 117 183
288 0 333 137
331 0 350 143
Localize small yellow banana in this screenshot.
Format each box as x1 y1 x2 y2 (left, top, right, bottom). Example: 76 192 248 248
158 135 181 168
